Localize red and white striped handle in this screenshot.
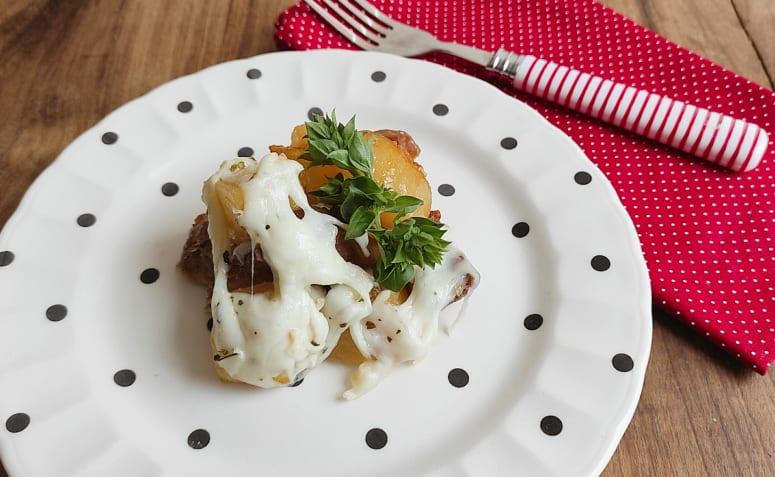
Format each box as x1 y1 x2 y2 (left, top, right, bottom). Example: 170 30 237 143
510 54 769 172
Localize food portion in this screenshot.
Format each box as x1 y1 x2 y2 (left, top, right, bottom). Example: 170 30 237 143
346 251 478 398
180 111 479 398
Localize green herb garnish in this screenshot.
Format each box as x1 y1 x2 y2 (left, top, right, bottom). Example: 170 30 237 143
372 217 451 292
303 111 450 291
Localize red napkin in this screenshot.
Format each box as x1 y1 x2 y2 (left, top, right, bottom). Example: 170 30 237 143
275 0 775 373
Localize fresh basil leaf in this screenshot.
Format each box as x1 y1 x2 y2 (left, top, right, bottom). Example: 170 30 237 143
351 176 382 195
308 138 341 165
348 133 373 175
376 262 416 292
346 207 376 239
318 139 340 154
389 241 406 264
305 120 328 139
407 246 425 268
326 149 351 169
342 116 357 144
311 175 345 201
386 195 423 219
393 195 423 209
340 191 366 221
343 177 364 197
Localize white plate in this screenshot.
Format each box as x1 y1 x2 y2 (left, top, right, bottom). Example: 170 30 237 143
0 50 651 477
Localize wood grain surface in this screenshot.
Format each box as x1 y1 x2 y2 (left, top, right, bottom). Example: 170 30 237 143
0 1 773 476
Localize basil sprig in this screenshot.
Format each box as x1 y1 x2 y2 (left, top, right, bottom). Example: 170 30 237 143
303 111 449 291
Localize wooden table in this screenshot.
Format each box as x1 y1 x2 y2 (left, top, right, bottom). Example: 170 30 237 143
1 1 773 475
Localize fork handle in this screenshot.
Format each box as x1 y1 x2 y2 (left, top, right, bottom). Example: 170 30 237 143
486 49 768 172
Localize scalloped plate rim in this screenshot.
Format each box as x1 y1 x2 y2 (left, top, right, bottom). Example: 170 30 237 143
0 49 652 477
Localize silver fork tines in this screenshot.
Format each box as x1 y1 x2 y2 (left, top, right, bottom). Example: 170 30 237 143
338 0 391 35
303 0 493 65
318 0 380 44
305 0 378 49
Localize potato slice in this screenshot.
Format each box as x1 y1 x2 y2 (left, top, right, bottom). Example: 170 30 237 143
329 332 363 365
268 145 306 162
213 180 249 242
272 125 432 227
290 124 309 148
271 125 352 200
365 132 431 227
268 124 309 161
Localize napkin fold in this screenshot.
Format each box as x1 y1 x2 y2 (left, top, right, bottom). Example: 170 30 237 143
275 0 775 373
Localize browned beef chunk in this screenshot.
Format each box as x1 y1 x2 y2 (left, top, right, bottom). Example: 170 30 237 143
180 214 380 291
225 243 274 291
179 214 214 287
335 227 380 271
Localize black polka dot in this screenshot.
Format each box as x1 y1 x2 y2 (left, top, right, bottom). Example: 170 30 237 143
46 304 67 322
432 103 449 116
188 429 210 449
438 184 455 196
140 268 160 284
447 368 469 388
574 171 592 185
612 353 634 372
523 314 543 330
591 255 611 271
365 428 387 449
113 369 136 387
500 137 518 150
290 378 304 387
206 317 213 331
308 107 323 121
0 251 14 267
246 68 262 80
511 222 530 238
237 146 254 157
177 101 193 113
161 182 179 197
371 71 386 82
540 416 563 436
77 213 96 227
101 132 118 145
5 413 30 433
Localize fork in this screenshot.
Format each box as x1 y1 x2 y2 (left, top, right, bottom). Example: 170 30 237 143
303 0 769 172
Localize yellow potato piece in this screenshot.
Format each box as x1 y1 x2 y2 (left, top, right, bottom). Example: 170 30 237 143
268 145 306 162
290 124 309 148
213 180 249 242
271 125 352 199
365 132 431 227
271 125 432 227
329 332 363 365
273 374 290 385
301 163 350 197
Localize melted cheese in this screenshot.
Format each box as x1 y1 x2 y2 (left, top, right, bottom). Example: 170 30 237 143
201 151 480 398
345 248 480 399
204 153 374 387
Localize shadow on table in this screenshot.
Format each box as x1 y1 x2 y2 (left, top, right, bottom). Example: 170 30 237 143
652 304 758 379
